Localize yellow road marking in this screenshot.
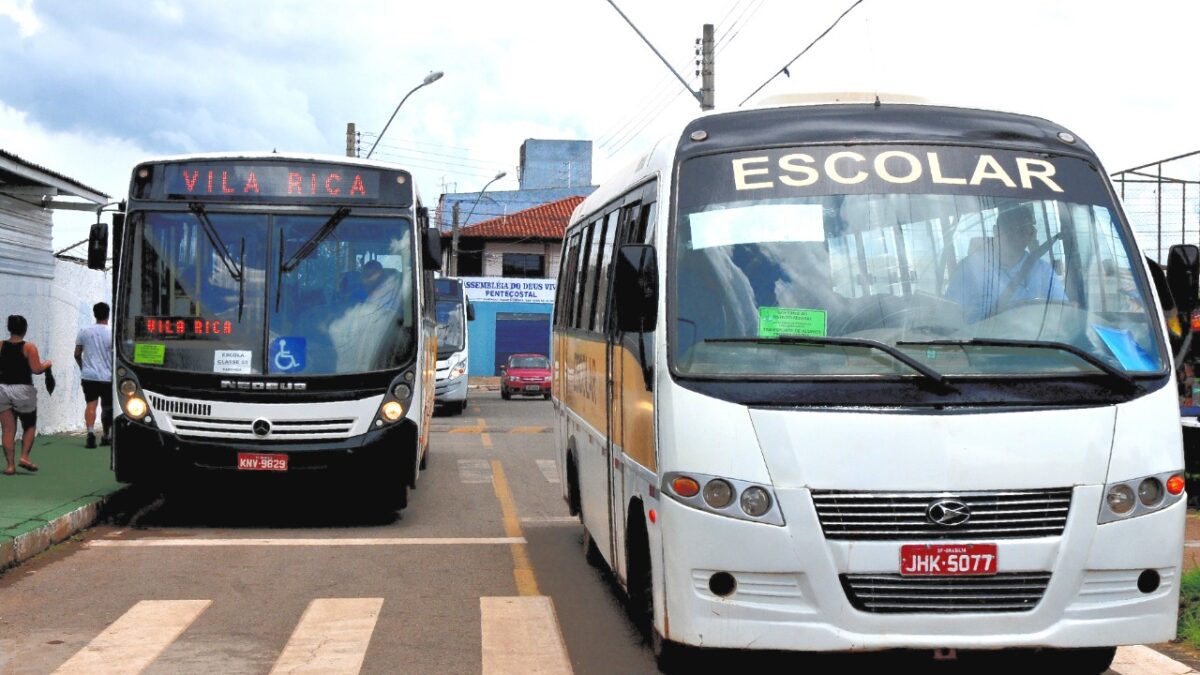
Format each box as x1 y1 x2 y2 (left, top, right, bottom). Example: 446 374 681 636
491 460 539 596
508 426 549 434
448 426 486 434
269 598 383 675
53 600 211 674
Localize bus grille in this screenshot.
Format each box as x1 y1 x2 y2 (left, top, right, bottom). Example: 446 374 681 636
170 415 356 440
146 393 213 417
811 488 1072 540
840 572 1051 613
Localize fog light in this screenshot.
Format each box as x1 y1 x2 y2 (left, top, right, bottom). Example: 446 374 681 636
708 572 736 597
1138 569 1161 593
119 379 138 396
125 396 147 419
702 479 734 509
1138 478 1164 506
393 384 412 400
1168 474 1186 496
381 401 404 422
671 476 700 498
740 486 772 517
1106 484 1136 515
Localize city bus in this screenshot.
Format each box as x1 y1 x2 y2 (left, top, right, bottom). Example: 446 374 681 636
434 276 473 415
88 153 441 510
552 96 1192 670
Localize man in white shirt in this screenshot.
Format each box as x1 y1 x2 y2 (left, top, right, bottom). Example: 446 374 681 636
944 205 1068 323
75 302 113 448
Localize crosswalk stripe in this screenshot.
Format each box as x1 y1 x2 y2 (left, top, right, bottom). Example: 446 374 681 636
270 598 383 675
459 458 494 483
88 537 523 547
53 599 211 674
536 459 560 483
1113 645 1198 674
481 597 573 675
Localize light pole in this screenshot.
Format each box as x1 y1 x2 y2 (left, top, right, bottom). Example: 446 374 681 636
365 71 444 159
451 170 507 276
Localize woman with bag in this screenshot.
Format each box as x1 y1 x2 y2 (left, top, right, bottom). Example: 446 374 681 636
1 315 52 475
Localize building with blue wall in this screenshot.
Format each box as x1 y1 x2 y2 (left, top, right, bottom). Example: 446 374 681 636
465 298 554 377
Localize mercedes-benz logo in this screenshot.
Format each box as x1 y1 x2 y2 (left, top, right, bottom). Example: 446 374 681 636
252 419 272 437
927 499 971 527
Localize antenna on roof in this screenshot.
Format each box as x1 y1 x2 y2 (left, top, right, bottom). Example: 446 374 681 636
874 95 881 108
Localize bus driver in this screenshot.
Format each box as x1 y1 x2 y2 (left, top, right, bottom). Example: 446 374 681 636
944 204 1067 322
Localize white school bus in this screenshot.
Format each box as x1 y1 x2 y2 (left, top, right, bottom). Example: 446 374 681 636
552 98 1190 670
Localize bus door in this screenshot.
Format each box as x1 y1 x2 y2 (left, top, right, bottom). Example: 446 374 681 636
606 186 657 583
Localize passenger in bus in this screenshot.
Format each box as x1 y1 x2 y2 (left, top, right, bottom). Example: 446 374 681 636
329 259 411 370
944 205 1066 322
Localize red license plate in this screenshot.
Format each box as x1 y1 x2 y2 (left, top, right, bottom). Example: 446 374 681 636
237 453 288 472
900 543 998 576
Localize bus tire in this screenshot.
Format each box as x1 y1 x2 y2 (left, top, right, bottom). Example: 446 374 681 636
455 400 468 415
626 508 688 672
419 448 428 471
580 500 604 568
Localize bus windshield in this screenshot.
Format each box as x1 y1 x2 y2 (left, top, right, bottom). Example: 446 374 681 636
672 146 1166 380
435 298 465 356
123 211 415 375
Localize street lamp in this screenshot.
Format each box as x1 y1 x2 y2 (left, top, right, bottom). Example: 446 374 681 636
451 170 507 275
365 71 444 159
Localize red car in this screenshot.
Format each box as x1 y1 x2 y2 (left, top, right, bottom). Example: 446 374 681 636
500 353 552 400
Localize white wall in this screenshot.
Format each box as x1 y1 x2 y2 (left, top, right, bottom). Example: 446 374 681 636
0 258 111 434
482 241 561 278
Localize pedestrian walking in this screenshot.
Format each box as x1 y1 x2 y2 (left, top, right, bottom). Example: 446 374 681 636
75 302 113 448
1 315 52 475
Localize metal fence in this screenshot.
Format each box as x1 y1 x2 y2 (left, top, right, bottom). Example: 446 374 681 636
1111 150 1200 262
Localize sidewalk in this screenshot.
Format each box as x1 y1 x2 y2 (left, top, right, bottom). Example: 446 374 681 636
0 433 127 573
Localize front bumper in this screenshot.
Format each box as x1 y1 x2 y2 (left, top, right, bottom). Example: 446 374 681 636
658 485 1183 652
504 380 551 395
113 416 419 485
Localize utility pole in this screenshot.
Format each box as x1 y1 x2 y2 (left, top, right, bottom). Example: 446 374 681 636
345 123 356 157
699 24 715 111
450 201 461 276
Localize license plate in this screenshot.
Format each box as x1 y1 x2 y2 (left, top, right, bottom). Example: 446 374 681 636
524 385 541 391
237 452 288 471
900 543 998 576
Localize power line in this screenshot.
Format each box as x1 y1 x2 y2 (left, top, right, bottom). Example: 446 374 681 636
362 140 506 169
739 0 866 107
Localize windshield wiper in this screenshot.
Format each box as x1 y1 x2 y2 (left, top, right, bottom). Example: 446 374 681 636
188 203 245 321
895 338 1140 390
280 207 351 273
703 335 954 392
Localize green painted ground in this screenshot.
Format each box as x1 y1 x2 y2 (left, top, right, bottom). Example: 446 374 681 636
0 434 122 541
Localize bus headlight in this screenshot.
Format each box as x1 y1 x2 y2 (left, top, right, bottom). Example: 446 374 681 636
124 396 147 419
702 479 734 508
1099 471 1185 523
392 384 412 400
740 486 772 517
450 363 466 379
119 379 138 396
662 472 783 526
381 401 404 422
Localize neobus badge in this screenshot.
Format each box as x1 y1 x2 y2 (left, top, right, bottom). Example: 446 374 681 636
219 380 307 391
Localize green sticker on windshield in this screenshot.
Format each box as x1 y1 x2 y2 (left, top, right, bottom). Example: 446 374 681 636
133 343 165 365
758 307 827 338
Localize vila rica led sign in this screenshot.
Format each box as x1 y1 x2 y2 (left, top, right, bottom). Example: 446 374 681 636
162 163 384 201
137 316 234 339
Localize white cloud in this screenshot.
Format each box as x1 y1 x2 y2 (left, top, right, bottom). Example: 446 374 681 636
0 0 40 37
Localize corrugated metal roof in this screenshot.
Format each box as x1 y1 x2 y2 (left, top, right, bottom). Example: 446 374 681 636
455 195 584 240
0 148 108 199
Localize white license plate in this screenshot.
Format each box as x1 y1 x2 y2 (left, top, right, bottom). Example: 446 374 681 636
524 385 541 391
237 453 288 471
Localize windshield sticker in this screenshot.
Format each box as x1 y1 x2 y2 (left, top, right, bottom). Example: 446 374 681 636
270 337 307 373
758 307 827 338
214 349 253 374
1091 325 1158 371
689 204 825 250
133 343 166 365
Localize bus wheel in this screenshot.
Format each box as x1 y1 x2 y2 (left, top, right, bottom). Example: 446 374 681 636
626 513 688 671
419 449 428 471
580 502 604 567
455 401 468 415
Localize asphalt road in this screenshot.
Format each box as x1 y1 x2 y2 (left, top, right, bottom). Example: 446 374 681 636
0 392 1144 673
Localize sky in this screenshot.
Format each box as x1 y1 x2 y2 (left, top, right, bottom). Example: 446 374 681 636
3 0 1200 251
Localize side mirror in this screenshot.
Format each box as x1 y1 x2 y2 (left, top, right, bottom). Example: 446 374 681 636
613 244 658 333
467 302 476 321
87 221 108 270
423 228 442 271
1168 244 1200 316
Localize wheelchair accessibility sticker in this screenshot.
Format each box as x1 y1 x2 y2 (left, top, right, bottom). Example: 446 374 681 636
270 337 306 373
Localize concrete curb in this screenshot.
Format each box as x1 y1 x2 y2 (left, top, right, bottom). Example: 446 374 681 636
0 486 131 573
